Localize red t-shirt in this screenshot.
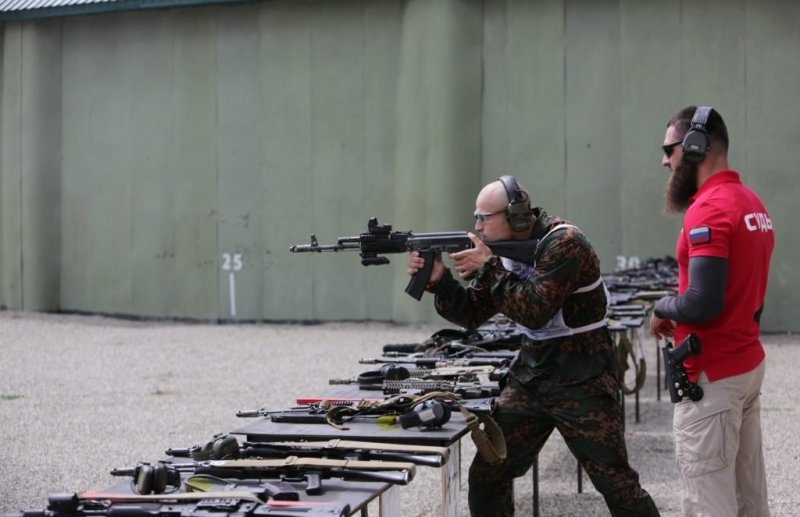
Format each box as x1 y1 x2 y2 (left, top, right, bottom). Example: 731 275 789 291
673 170 774 382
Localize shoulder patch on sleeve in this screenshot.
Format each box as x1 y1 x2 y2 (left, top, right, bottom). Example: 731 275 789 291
688 226 711 244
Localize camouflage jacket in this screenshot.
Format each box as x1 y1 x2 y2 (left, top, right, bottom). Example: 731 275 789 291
430 208 617 390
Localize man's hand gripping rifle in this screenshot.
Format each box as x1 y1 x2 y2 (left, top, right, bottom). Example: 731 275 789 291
290 217 538 300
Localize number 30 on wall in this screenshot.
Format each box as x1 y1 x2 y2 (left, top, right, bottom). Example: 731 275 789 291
615 255 640 271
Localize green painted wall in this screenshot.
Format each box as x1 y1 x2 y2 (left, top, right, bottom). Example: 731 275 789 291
1 0 798 330
1 21 62 311
480 0 799 332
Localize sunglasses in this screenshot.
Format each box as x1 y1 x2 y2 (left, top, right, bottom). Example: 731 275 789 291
662 141 683 158
473 210 505 222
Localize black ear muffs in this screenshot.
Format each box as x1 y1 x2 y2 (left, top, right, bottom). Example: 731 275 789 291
150 463 169 494
133 462 180 494
498 175 531 232
188 433 241 461
398 400 452 430
134 464 155 495
211 434 241 460
682 106 713 164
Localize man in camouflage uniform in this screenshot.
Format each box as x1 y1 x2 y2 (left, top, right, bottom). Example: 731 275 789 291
407 176 659 516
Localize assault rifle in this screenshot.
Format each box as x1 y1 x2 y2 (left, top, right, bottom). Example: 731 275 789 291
378 377 500 398
6 492 350 517
111 457 415 496
330 364 503 390
331 363 491 383
382 327 524 357
328 366 502 398
236 403 395 427
358 356 510 369
289 217 538 300
235 403 447 429
168 434 448 467
337 362 506 399
383 339 523 358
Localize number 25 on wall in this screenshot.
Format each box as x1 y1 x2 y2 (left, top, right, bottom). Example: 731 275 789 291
221 253 243 271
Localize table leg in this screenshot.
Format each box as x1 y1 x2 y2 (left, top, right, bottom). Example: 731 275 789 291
532 455 540 517
441 441 461 517
378 485 401 517
656 337 662 401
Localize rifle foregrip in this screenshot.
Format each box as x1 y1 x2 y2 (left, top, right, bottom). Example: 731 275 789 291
398 453 445 468
405 250 435 300
342 468 412 486
271 414 328 424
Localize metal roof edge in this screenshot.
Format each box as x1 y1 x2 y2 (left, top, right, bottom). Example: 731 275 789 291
0 0 259 21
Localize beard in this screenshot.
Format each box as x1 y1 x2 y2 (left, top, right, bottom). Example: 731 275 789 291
664 159 699 214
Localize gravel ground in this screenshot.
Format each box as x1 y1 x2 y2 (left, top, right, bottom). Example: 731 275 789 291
0 310 798 516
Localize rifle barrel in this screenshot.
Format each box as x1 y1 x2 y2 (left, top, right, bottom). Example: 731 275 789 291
289 242 360 253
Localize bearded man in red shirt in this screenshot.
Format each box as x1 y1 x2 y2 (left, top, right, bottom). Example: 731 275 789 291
651 106 774 517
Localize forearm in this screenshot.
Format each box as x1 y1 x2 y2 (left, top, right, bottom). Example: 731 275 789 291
431 233 593 331
430 268 499 329
431 256 577 331
654 256 727 324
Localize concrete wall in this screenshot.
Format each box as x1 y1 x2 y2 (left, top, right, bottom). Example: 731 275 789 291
1 21 62 311
1 0 798 330
480 0 799 331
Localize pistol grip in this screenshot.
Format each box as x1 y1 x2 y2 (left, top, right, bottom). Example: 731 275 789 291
304 472 323 495
405 250 436 300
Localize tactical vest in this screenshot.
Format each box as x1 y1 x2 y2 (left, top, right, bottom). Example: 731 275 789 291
500 224 609 341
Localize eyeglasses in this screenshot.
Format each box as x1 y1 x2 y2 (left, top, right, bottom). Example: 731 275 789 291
662 141 683 158
473 210 505 222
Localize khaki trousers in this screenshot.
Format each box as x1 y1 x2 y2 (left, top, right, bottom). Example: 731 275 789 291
673 359 769 517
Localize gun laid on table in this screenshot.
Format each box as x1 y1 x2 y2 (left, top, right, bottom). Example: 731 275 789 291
111 457 415 496
7 492 351 517
290 217 539 300
328 366 503 398
383 337 523 357
166 432 448 467
241 440 448 468
379 377 501 398
236 403 398 427
358 356 511 368
330 364 503 389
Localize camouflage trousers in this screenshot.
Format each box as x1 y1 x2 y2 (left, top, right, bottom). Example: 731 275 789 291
468 377 660 517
